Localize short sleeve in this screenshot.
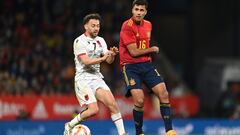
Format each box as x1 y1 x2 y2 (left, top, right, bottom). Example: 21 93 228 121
120 26 136 46
100 38 108 54
73 38 87 56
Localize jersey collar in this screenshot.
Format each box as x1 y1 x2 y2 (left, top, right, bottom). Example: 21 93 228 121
84 32 96 41
131 17 144 26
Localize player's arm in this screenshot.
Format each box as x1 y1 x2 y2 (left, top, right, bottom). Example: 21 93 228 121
121 23 158 57
105 53 114 64
105 47 119 64
78 53 109 66
126 43 159 57
74 38 110 65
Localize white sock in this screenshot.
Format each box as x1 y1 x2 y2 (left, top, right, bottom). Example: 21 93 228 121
69 113 82 128
111 113 126 135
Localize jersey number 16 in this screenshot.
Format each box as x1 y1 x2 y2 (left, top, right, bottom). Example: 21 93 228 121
139 40 146 49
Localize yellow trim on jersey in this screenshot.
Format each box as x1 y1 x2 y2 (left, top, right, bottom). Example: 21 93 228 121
123 66 130 86
127 19 133 26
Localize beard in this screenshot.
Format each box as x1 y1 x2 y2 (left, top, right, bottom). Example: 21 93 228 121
89 31 98 38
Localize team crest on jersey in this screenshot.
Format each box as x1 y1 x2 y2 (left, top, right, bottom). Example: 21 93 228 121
129 78 136 86
84 95 89 101
128 19 133 26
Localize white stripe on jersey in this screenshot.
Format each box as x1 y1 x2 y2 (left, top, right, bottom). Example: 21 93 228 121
73 34 108 81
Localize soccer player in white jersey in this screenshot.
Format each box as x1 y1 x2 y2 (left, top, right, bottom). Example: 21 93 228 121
63 13 127 135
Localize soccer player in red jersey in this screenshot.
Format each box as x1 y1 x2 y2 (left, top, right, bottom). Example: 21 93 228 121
119 0 178 135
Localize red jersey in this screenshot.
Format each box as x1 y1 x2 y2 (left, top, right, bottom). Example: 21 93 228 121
119 18 152 66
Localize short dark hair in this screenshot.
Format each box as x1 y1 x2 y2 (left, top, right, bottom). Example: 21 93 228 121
83 13 101 25
132 0 148 9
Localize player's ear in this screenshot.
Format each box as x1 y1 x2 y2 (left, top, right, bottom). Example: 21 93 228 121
84 23 88 30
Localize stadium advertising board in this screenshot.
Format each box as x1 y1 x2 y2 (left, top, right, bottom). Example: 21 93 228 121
0 95 198 120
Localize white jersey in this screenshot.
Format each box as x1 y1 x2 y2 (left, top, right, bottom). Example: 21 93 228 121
73 33 108 81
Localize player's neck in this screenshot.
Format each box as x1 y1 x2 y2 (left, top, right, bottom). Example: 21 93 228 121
84 32 96 39
131 18 143 25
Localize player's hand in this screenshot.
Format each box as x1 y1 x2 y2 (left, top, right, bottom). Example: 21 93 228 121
102 51 112 61
151 46 159 53
110 46 119 56
106 51 114 56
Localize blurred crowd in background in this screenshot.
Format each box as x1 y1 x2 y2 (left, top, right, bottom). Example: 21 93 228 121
0 0 240 118
0 0 131 95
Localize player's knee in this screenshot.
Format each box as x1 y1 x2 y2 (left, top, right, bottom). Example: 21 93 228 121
135 98 144 106
159 90 169 100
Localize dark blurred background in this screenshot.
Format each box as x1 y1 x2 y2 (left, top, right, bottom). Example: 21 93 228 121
0 0 240 119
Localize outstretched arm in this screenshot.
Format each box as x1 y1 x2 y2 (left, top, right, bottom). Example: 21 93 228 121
105 47 119 64
78 53 110 66
126 43 159 57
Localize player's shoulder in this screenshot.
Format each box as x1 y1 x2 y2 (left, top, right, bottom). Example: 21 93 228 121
95 36 105 43
74 34 83 42
73 34 86 46
143 19 152 26
95 36 104 40
121 19 134 30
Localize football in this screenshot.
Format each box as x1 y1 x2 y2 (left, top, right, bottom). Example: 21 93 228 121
71 124 91 135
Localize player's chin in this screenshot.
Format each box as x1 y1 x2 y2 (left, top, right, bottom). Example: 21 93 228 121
93 32 98 37
134 17 143 22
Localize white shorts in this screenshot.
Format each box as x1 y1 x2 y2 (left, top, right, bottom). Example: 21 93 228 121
75 78 110 106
